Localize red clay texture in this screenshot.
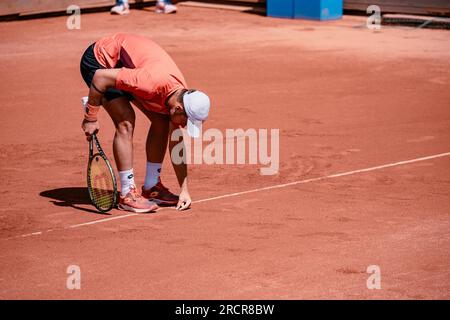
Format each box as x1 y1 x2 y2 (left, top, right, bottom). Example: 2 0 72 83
0 6 449 299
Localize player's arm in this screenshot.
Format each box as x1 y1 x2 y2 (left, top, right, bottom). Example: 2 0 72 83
82 69 121 138
168 122 192 211
87 69 121 107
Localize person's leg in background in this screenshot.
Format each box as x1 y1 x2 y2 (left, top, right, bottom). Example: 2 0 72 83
111 0 130 15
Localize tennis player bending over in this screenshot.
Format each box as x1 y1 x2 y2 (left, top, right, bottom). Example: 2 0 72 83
80 33 210 213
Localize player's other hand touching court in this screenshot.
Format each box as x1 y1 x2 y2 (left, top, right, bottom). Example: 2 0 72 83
176 189 192 211
82 119 100 141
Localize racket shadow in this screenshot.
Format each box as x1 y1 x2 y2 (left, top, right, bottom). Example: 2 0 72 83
39 187 112 215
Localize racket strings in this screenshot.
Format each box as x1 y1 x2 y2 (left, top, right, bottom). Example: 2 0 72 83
89 156 115 210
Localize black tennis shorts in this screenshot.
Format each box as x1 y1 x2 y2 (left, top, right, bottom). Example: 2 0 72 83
80 43 134 102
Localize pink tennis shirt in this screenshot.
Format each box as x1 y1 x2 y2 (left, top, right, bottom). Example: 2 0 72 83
94 33 187 114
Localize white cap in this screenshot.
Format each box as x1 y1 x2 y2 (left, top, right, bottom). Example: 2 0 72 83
183 90 210 138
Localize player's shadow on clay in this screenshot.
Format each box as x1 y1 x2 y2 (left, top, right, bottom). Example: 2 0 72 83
39 187 110 215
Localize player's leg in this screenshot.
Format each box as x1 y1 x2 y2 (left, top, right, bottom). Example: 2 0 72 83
102 95 157 212
102 96 135 171
147 112 170 161
133 102 179 205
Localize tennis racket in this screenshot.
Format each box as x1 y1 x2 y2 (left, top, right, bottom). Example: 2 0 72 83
87 134 118 213
82 97 118 213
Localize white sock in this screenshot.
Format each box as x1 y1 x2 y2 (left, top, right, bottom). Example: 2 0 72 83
144 162 161 190
119 168 135 196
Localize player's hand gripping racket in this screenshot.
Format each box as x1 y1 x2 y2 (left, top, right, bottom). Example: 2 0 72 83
82 97 118 213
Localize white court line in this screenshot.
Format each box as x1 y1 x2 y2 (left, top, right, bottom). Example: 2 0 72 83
5 151 450 240
68 213 138 229
194 152 450 203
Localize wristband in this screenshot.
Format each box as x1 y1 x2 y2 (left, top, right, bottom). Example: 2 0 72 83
84 103 100 122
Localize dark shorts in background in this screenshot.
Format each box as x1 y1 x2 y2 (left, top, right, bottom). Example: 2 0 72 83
80 43 134 102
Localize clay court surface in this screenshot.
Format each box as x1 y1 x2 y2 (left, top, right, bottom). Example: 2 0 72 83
0 6 449 299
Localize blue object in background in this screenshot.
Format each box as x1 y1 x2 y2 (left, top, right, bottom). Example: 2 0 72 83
267 0 343 20
267 0 294 19
294 0 343 20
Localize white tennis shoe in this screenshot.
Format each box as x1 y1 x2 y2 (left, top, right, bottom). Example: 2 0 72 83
110 3 130 15
155 2 177 14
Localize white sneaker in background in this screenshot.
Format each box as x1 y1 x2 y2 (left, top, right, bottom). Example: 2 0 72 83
155 2 177 14
110 3 130 15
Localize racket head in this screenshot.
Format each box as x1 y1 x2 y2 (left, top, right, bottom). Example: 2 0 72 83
87 150 118 213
